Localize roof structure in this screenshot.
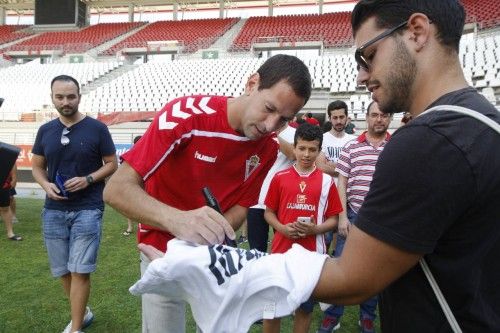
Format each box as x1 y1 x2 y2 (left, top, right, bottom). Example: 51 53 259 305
0 0 356 14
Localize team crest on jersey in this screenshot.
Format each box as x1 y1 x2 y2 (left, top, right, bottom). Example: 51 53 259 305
245 155 260 181
297 194 307 204
299 181 307 193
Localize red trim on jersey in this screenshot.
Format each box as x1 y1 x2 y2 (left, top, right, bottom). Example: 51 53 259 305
357 131 391 143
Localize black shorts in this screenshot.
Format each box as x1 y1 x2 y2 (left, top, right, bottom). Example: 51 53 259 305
10 187 16 196
0 188 10 207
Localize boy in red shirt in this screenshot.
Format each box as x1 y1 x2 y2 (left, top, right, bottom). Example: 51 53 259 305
264 123 342 333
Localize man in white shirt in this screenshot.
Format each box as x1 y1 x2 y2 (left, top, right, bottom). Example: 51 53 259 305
316 100 356 179
315 100 355 254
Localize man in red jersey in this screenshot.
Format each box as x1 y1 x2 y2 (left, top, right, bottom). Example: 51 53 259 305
104 54 311 333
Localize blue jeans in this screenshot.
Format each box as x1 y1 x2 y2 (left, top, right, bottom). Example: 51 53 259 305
323 207 378 320
42 208 103 277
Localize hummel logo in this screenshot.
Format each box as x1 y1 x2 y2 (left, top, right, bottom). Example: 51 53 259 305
195 151 217 163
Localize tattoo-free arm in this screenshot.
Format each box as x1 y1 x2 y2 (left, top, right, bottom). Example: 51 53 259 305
312 225 421 304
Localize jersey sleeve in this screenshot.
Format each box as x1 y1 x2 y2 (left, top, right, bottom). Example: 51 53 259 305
355 126 475 254
264 173 281 212
324 182 343 217
121 97 196 179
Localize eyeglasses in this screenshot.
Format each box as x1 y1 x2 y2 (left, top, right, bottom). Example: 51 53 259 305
369 112 391 120
61 127 71 146
355 20 408 71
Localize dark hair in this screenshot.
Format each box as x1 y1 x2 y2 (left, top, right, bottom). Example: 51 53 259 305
294 123 323 148
306 112 313 118
352 0 465 52
327 100 348 117
366 101 376 115
51 75 80 95
257 54 312 104
133 135 142 144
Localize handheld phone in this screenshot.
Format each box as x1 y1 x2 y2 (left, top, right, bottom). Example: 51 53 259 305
55 172 69 198
202 187 237 248
297 216 312 224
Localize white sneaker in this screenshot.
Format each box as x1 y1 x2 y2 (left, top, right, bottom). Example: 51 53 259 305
61 307 93 333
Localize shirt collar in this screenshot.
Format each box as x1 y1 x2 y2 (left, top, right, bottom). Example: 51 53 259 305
357 131 391 143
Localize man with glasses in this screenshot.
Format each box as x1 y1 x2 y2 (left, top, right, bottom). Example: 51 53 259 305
317 101 390 333
133 0 500 331
32 75 117 333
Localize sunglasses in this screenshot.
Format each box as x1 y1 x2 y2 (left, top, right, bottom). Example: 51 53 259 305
355 20 408 71
61 127 71 146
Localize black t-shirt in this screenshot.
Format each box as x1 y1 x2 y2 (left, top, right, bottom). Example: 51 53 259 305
356 88 500 332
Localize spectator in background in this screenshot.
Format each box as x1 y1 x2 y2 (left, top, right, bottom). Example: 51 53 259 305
1 164 22 241
302 112 320 126
263 123 341 333
344 116 356 134
123 135 142 236
32 75 118 333
315 100 356 254
103 54 311 333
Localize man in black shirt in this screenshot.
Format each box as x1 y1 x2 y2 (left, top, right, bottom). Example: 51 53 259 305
137 1 500 331
309 0 500 331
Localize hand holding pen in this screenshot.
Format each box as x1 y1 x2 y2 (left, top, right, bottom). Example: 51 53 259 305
202 187 238 247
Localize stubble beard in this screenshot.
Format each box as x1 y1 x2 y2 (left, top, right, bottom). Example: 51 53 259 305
379 37 417 115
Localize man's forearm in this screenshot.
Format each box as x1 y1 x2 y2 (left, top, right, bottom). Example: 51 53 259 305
89 157 118 182
32 165 50 190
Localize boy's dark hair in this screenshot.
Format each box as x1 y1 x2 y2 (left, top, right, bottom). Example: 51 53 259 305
327 100 348 117
294 123 323 149
352 0 465 52
257 54 312 104
51 75 80 95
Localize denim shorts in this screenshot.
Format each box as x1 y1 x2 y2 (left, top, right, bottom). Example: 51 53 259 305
42 208 103 277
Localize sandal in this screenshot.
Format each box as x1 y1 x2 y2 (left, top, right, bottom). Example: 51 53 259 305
8 235 23 241
122 230 132 236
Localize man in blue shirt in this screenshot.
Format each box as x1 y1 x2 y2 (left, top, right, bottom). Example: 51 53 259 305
32 75 117 333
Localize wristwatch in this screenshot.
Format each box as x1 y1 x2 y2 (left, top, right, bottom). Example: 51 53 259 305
86 175 94 185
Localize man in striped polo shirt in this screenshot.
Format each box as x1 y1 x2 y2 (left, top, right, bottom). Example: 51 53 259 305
317 101 391 333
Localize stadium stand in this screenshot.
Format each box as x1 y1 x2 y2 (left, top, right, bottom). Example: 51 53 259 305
230 12 352 51
6 22 144 54
0 24 31 45
101 18 238 55
463 0 500 29
0 61 121 121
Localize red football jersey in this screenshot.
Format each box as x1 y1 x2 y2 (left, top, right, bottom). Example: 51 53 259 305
265 166 342 254
122 95 278 252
